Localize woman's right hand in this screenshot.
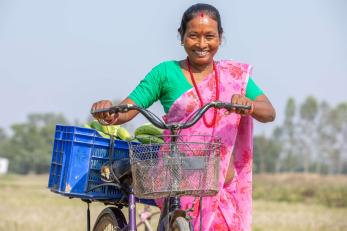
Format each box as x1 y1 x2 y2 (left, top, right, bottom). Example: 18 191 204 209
91 100 119 125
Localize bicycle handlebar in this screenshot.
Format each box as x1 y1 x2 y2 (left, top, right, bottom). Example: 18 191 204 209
91 101 251 130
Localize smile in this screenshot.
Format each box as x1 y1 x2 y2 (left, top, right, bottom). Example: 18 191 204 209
194 50 209 57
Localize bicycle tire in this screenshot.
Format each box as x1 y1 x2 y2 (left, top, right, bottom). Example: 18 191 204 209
93 207 126 231
171 217 191 231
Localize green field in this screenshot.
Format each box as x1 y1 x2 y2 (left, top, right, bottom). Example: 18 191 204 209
0 174 346 231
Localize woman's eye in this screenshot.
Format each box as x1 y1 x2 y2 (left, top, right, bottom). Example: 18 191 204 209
206 35 216 40
189 34 198 39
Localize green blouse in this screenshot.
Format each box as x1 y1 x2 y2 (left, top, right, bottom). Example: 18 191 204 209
129 61 263 113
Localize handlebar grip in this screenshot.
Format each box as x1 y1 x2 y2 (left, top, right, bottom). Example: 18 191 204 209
220 102 252 111
90 104 134 115
230 103 252 110
90 108 116 114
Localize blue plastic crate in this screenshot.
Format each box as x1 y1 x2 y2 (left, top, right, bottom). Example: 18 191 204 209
48 125 131 200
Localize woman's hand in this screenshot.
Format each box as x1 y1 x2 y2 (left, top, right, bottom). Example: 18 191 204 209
91 100 119 125
230 94 254 116
230 94 276 123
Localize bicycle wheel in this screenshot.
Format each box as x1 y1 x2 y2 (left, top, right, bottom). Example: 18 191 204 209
171 217 191 231
93 207 126 231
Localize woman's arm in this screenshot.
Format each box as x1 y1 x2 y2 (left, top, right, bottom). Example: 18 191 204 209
231 94 276 123
252 94 276 123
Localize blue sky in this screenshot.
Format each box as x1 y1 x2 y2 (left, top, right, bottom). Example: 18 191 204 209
0 0 346 134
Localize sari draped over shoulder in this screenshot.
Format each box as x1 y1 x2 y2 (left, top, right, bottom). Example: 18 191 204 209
157 60 254 231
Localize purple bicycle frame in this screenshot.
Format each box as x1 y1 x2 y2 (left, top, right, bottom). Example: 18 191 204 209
128 189 137 231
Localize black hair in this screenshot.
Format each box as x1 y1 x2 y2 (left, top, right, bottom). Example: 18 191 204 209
178 3 224 41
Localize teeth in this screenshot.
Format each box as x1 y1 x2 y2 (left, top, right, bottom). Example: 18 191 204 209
194 51 208 57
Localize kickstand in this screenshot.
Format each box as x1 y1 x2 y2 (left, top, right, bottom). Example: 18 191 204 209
84 200 91 231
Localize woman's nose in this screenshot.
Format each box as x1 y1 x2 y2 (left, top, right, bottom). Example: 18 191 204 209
197 37 208 48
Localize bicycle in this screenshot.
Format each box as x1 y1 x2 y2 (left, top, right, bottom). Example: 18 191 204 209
90 100 251 231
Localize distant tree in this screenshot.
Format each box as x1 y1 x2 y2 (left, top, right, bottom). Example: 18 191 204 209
274 97 347 175
3 113 69 174
0 128 7 141
253 133 281 173
0 128 9 158
315 101 333 173
275 98 301 172
329 103 347 174
298 96 318 173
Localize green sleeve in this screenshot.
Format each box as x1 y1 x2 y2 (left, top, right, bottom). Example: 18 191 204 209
128 63 164 108
245 77 263 100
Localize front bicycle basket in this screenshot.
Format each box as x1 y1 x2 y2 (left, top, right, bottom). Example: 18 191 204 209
129 135 221 199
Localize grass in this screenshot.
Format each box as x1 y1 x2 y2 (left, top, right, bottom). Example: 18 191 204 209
253 173 347 207
253 200 347 231
0 174 346 231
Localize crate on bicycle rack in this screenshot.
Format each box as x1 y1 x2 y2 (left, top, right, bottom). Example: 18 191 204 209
48 125 131 200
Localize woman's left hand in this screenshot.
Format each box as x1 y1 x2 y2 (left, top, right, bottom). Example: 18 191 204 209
230 94 254 116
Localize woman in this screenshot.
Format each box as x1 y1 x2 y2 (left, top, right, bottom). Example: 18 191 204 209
92 3 275 231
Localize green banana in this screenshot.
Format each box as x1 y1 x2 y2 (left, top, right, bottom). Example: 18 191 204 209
117 126 133 141
135 134 164 144
131 138 140 143
83 124 92 129
89 120 111 138
134 123 163 137
101 125 120 137
87 120 133 141
90 120 104 131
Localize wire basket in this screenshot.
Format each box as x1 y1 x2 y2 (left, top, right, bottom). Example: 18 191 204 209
129 135 221 199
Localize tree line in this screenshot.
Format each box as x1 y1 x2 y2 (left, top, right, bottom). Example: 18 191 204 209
0 96 346 174
254 96 347 174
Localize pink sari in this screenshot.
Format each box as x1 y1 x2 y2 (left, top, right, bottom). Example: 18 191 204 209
158 60 254 231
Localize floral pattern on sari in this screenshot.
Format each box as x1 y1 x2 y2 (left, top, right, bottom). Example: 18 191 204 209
156 60 254 231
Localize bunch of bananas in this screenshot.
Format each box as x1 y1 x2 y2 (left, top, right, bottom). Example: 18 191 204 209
85 120 133 141
85 121 165 144
134 123 164 144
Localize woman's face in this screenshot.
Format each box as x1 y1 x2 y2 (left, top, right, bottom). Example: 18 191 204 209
183 15 221 67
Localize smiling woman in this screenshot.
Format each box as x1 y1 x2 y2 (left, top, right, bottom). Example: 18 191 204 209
91 3 275 231
180 9 221 73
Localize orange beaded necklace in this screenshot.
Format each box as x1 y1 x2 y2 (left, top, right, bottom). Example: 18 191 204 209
186 57 220 128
